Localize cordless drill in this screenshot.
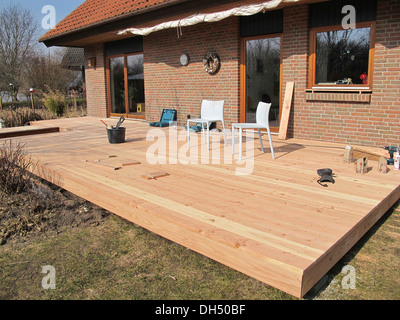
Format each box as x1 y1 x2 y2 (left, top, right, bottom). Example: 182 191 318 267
384 146 399 165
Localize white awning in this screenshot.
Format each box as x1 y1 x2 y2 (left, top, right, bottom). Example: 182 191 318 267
118 0 299 37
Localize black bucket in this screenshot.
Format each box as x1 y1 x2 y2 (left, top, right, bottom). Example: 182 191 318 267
107 127 126 144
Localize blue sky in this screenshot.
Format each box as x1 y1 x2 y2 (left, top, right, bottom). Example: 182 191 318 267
0 0 86 37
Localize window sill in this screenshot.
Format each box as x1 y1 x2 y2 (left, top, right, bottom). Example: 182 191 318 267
305 88 372 103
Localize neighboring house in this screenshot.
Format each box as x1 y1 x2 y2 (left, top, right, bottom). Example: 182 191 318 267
0 92 28 103
40 0 400 147
61 47 85 72
61 47 86 96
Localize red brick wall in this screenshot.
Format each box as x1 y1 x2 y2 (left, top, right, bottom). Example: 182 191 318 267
143 17 240 128
282 4 309 140
84 43 108 118
282 0 400 147
371 0 400 146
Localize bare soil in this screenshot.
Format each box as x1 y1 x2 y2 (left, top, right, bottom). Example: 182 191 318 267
0 177 109 245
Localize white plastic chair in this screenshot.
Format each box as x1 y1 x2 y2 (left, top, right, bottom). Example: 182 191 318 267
232 101 275 160
187 100 227 149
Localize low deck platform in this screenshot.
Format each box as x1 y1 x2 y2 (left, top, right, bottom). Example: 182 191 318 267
2 117 399 298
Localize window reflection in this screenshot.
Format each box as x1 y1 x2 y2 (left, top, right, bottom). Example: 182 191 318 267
315 27 370 85
246 37 281 125
110 57 125 114
127 54 145 115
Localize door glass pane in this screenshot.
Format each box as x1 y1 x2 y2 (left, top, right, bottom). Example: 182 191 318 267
245 37 280 126
127 54 145 115
110 57 126 114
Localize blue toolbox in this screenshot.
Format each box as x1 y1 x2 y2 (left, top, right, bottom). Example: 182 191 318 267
149 109 177 127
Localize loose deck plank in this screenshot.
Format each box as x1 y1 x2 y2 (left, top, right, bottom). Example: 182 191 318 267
5 117 399 298
278 81 294 140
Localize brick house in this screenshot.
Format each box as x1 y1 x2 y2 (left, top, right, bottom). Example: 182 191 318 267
40 0 400 147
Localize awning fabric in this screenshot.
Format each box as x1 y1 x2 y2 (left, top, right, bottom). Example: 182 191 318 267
118 0 299 36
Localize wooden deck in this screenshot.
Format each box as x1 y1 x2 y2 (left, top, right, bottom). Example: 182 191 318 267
2 116 399 298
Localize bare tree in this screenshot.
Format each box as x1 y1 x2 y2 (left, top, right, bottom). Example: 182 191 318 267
25 48 79 99
0 4 39 101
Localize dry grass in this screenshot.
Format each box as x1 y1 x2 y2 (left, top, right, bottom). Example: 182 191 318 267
0 105 86 128
315 202 400 300
0 107 56 128
0 213 293 300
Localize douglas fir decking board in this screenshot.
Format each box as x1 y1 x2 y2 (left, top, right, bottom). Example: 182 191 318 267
2 117 399 298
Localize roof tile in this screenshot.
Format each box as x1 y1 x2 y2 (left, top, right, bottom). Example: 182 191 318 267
40 0 178 41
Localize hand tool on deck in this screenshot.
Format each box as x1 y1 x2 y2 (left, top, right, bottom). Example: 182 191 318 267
317 168 335 187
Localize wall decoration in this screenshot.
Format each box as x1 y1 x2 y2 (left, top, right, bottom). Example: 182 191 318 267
203 52 220 75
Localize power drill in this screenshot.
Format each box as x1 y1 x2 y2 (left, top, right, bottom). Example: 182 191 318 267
384 146 399 165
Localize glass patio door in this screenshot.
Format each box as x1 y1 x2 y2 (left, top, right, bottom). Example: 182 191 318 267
108 53 145 119
242 36 282 129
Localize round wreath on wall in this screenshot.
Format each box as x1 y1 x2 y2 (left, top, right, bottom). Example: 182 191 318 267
203 52 221 75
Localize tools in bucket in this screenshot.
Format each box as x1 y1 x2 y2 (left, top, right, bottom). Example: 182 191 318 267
101 117 126 144
100 116 125 130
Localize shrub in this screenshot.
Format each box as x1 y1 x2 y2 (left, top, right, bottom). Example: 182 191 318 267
0 140 35 196
42 89 67 116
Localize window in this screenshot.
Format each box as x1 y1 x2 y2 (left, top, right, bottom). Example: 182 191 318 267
308 0 376 89
309 23 375 88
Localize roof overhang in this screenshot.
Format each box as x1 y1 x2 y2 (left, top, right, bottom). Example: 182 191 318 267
40 0 327 47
